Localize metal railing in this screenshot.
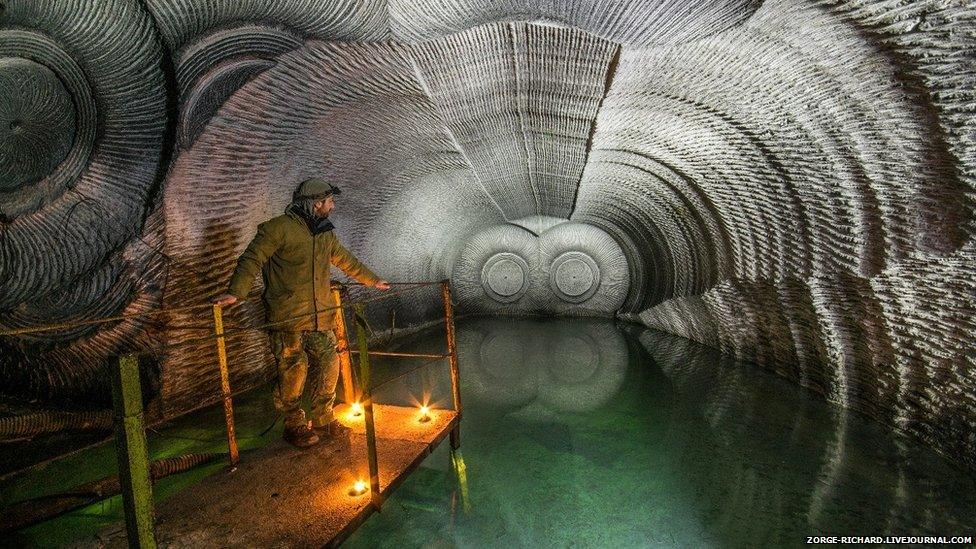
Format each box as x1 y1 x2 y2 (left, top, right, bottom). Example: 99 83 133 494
1 279 464 544
195 279 465 519
323 280 462 511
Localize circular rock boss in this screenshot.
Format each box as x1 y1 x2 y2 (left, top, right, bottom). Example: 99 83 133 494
451 223 539 311
0 31 95 221
0 58 75 195
549 251 601 303
0 0 168 310
481 252 530 303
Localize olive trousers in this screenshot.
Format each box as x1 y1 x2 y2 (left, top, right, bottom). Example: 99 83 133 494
269 329 340 430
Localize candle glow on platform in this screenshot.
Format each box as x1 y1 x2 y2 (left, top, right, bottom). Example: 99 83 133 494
349 402 364 419
349 479 368 496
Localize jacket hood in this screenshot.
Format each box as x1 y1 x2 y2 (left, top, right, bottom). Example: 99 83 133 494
286 203 334 235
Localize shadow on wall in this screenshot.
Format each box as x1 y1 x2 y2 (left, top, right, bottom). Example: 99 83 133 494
153 218 276 419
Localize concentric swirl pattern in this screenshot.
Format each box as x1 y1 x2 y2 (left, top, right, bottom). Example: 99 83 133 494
0 30 95 221
0 0 168 403
0 0 973 469
0 58 75 194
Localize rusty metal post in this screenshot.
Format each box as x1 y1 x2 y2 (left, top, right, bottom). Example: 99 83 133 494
111 354 157 548
332 286 356 404
353 303 381 510
212 304 239 467
441 280 462 449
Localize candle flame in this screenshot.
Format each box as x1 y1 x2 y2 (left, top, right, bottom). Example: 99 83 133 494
418 405 432 423
349 479 368 496
350 402 364 418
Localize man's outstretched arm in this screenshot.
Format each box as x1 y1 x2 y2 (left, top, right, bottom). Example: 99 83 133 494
213 222 282 305
332 241 390 289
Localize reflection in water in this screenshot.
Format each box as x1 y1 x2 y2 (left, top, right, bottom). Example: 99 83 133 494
461 318 628 414
349 317 975 548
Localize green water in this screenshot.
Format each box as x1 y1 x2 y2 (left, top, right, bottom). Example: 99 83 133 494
346 317 976 548
2 317 974 547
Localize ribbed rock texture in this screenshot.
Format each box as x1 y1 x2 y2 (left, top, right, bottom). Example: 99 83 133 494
0 1 973 466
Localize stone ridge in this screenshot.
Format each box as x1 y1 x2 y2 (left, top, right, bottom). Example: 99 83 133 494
0 0 972 468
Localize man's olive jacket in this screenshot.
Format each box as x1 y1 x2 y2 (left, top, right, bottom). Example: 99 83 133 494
226 209 379 331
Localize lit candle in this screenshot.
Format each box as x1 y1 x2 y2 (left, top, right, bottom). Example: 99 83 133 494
418 405 431 423
349 479 368 496
350 402 364 418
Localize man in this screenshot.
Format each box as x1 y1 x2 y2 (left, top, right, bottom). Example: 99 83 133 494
213 178 390 448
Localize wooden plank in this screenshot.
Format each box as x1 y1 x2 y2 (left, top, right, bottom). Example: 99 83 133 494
327 413 460 548
353 303 382 511
334 403 456 444
441 281 463 450
347 350 449 359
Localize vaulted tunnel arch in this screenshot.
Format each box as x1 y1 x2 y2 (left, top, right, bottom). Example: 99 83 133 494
0 0 973 468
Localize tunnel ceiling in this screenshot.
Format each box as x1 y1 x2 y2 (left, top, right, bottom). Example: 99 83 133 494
0 0 973 467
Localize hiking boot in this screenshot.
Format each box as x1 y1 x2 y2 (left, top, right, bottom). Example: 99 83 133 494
313 419 352 441
283 423 319 449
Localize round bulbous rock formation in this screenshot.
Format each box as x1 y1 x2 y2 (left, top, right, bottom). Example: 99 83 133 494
452 217 629 315
0 58 75 194
537 221 629 314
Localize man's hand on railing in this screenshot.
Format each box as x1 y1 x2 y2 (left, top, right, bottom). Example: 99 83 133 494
374 280 391 290
212 294 239 306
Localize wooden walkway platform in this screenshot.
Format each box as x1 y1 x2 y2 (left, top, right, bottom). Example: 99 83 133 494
114 403 458 548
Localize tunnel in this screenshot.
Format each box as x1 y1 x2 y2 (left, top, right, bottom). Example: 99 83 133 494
0 0 974 544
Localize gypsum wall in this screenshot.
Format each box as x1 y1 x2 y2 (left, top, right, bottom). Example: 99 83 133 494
159 25 634 416
622 0 976 467
0 1 168 404
0 0 973 466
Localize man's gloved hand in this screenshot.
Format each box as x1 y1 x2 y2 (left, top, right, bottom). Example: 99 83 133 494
374 280 391 290
212 293 239 306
